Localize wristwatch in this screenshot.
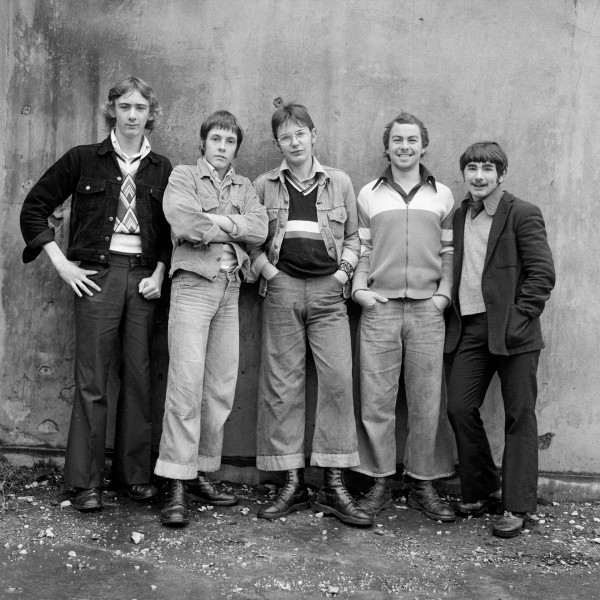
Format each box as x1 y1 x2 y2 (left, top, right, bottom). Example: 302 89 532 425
339 260 354 280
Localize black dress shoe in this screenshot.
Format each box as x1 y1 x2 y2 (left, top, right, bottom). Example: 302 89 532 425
493 511 526 538
407 480 455 522
122 483 158 501
185 472 238 506
160 479 189 527
257 469 310 519
455 489 502 517
313 468 373 527
74 487 103 512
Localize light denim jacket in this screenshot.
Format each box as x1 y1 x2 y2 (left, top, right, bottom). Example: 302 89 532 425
164 159 268 282
249 157 360 297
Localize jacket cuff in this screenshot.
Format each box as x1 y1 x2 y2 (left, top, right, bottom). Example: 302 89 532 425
341 247 359 268
200 222 221 244
227 214 247 240
22 230 55 264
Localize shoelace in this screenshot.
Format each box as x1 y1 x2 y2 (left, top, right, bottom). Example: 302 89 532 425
363 483 383 501
171 482 185 504
278 474 299 497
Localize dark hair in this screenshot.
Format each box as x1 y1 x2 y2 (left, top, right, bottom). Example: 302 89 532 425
382 112 429 160
271 102 315 140
101 75 161 132
459 141 508 176
200 110 244 157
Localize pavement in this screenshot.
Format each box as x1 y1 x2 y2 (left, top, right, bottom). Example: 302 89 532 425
1 468 600 600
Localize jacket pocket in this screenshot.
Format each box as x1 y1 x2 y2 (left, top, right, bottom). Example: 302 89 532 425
505 303 535 348
495 233 518 268
326 206 347 239
266 208 279 237
148 186 165 203
75 179 106 213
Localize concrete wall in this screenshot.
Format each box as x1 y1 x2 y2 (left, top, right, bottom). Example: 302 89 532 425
1 0 599 477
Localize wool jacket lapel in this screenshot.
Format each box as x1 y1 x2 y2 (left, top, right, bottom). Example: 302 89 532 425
484 192 512 271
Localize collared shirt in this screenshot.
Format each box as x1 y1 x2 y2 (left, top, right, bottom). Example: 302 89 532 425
465 183 504 218
110 129 151 165
201 157 237 268
372 164 437 204
202 156 234 187
280 157 321 193
459 186 505 315
109 130 152 252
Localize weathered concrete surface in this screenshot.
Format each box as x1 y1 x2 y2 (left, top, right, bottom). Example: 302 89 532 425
1 469 600 599
1 0 599 478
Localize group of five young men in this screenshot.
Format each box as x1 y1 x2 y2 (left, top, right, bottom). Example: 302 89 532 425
20 76 555 540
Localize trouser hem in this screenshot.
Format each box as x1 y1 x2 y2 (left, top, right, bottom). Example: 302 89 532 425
63 469 103 490
256 453 305 471
154 458 197 480
111 468 152 486
197 456 221 472
310 451 360 468
404 470 455 480
350 466 396 477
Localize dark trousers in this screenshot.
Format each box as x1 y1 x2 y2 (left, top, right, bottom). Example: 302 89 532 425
63 254 157 489
447 313 539 513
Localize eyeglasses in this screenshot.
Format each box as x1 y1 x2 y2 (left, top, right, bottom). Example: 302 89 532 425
277 129 310 146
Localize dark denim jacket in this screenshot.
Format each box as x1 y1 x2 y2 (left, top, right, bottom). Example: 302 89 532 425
20 135 173 267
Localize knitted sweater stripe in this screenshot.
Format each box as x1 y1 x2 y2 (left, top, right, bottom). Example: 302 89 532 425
354 178 455 300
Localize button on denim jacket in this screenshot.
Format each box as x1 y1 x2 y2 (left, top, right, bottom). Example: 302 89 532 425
249 158 360 297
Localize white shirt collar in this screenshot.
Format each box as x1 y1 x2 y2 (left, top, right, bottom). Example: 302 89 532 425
111 129 151 162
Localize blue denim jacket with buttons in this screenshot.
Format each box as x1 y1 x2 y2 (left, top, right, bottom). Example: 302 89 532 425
249 157 360 297
20 135 172 267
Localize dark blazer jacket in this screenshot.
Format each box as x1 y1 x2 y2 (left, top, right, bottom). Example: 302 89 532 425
444 191 555 356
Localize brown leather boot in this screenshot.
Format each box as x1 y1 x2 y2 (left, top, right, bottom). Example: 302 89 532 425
357 476 393 516
257 469 310 519
160 479 189 527
186 472 238 506
314 468 373 527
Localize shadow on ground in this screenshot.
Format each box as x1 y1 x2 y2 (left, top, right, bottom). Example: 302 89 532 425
1 469 600 599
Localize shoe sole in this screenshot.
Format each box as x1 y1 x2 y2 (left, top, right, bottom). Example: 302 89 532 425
455 499 502 518
407 497 456 522
257 501 310 519
161 517 189 527
123 491 158 501
358 498 394 517
492 526 523 538
74 504 103 513
313 502 373 527
187 493 238 506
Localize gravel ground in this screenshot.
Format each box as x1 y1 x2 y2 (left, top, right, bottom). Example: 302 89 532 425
1 465 599 599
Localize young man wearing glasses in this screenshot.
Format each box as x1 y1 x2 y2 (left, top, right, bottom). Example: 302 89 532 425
249 102 372 527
